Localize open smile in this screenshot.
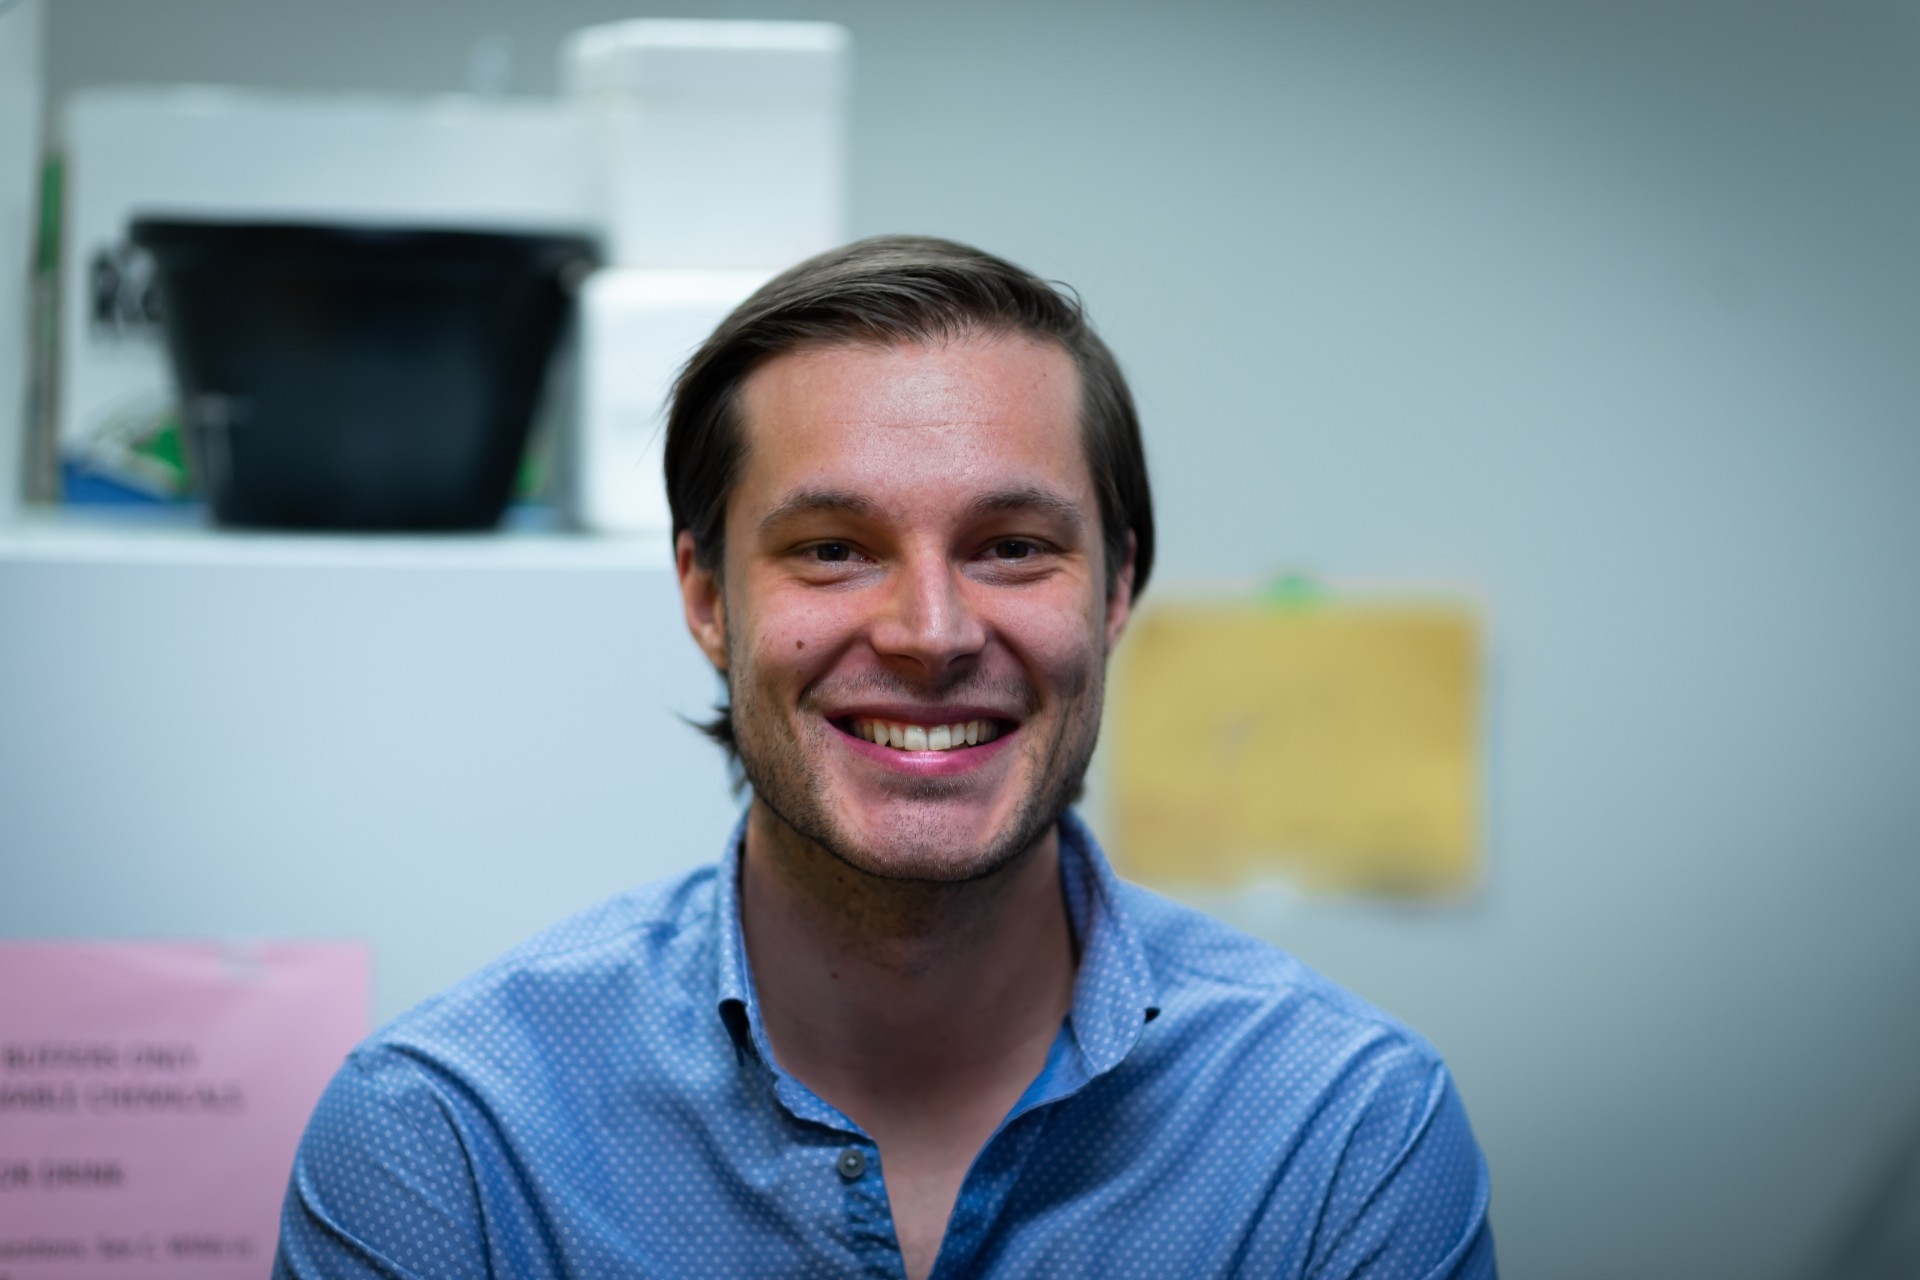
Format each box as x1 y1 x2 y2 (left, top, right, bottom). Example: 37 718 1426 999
827 710 1022 773
842 716 1007 752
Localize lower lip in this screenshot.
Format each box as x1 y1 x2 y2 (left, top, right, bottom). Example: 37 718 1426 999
832 723 1018 777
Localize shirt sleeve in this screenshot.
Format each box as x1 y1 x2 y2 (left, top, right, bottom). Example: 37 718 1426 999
273 1049 492 1280
1302 1046 1497 1280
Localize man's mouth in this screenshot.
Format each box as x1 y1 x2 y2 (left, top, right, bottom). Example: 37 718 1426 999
837 716 1008 753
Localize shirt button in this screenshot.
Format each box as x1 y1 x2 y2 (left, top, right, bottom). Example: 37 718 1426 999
836 1148 868 1180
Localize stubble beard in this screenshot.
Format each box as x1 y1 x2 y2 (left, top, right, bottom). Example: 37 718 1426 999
729 658 1105 888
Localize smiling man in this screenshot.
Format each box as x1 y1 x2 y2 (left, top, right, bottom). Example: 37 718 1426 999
275 237 1496 1278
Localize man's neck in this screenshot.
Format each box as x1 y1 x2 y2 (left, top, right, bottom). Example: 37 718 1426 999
738 799 1078 1098
738 802 1079 1279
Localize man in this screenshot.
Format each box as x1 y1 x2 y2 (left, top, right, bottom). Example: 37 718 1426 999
275 236 1496 1278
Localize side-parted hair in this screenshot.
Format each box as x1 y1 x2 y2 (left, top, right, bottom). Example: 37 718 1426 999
663 234 1155 756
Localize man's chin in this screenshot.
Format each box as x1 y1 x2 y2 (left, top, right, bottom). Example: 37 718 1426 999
816 822 1031 885
782 794 1051 885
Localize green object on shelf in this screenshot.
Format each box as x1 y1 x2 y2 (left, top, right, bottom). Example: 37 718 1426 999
514 447 546 500
35 153 59 272
130 415 189 483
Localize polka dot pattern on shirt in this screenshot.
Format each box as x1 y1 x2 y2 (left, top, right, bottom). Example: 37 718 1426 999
274 811 1496 1279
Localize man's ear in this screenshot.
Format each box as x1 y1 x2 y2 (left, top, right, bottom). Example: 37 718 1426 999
1104 533 1136 652
677 531 729 672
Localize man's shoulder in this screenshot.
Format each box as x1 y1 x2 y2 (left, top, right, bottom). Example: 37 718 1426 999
361 861 723 1064
1097 880 1494 1278
277 861 743 1277
1115 878 1447 1070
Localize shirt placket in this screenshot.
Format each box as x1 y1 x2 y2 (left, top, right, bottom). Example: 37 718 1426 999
926 1021 1099 1279
926 1105 1053 1279
764 1067 907 1279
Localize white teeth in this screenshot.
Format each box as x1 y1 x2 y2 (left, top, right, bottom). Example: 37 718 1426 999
852 717 1003 752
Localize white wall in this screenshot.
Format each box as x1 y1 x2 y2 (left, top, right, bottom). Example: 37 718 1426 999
13 2 1920 1275
0 531 739 1014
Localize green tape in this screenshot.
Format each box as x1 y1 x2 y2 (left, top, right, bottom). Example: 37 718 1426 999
1264 572 1324 609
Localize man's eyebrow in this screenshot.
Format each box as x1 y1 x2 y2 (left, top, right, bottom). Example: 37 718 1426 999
758 488 884 535
756 484 1087 536
965 485 1086 532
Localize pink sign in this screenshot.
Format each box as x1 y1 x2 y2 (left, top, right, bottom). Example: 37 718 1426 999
0 942 369 1279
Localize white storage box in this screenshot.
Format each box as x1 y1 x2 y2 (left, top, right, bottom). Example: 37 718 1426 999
56 87 596 502
567 268 771 534
560 20 849 270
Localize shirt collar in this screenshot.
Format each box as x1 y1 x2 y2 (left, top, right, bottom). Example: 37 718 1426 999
711 812 765 1058
1055 809 1161 1071
712 809 1160 1082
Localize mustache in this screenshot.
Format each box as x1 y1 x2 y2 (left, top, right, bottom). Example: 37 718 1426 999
799 670 1039 716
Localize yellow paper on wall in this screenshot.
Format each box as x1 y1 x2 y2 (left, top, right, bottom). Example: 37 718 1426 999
1110 601 1480 895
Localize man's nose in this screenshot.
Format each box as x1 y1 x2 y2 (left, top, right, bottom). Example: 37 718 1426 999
869 549 987 671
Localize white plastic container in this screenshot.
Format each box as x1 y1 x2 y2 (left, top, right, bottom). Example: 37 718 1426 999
56 87 596 502
560 20 849 270
0 0 43 518
567 268 771 534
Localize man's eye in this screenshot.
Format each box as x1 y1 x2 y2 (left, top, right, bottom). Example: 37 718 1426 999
811 543 854 563
993 540 1037 560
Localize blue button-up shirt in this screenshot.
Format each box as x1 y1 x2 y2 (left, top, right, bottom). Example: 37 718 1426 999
276 813 1495 1278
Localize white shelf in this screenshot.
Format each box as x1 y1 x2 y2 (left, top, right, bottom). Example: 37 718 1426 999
0 505 674 571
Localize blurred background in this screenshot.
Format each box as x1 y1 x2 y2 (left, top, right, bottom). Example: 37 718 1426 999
3 1 1918 1276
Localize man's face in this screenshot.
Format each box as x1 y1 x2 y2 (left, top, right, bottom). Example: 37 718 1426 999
677 332 1132 883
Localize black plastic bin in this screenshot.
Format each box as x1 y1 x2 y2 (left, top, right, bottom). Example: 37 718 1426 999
131 220 597 530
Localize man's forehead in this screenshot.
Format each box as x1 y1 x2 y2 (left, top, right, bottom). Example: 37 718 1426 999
722 333 1091 520
736 332 1080 435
